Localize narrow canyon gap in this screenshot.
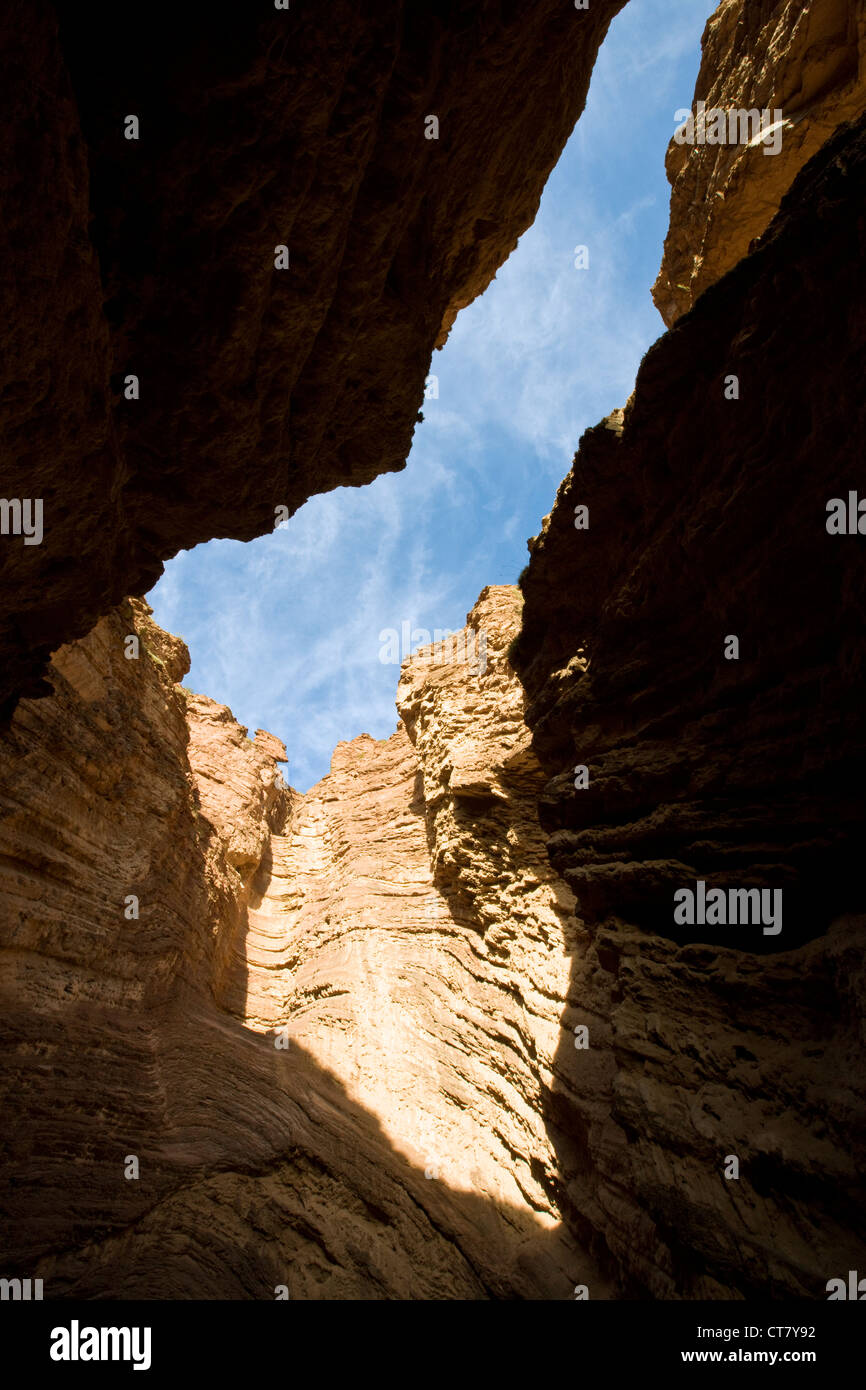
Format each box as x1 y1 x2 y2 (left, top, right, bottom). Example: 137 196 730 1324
0 0 865 1300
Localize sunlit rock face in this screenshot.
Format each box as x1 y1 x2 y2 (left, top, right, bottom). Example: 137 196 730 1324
0 591 609 1298
2 0 865 1305
0 0 625 716
653 0 866 325
513 115 866 1295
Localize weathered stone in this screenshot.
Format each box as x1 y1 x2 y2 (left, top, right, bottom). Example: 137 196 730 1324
1 0 865 1305
0 0 624 716
653 0 866 324
513 114 866 1294
0 591 604 1298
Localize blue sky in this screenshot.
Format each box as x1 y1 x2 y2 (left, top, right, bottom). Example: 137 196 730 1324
148 0 708 791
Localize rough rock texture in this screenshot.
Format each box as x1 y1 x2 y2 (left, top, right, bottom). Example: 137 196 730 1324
0 589 609 1298
3 0 865 1306
3 566 864 1297
512 115 866 1293
0 0 624 716
653 0 866 325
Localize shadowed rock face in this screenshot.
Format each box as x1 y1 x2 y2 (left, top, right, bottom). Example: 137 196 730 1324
0 591 608 1298
512 115 866 1293
653 0 866 325
516 114 866 943
0 0 624 716
1 563 863 1299
1 0 865 1302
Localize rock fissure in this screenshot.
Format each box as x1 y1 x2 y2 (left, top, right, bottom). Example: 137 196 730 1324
2 0 866 1301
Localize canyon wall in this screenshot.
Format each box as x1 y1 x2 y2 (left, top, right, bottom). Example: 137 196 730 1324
653 0 866 324
0 589 612 1298
2 0 865 1302
0 0 624 715
513 112 866 1293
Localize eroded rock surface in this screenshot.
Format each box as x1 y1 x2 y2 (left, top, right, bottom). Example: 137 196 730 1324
3 541 864 1298
653 0 866 325
0 0 624 715
2 0 864 1305
512 115 866 1294
0 591 606 1298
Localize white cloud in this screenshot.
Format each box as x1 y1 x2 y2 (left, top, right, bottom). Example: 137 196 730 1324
148 0 707 790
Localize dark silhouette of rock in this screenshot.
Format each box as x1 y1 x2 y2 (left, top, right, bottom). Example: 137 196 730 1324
513 114 866 1294
0 0 624 716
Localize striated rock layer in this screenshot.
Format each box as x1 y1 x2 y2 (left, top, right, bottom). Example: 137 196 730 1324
0 0 624 715
512 115 866 1294
0 590 608 1298
3 565 864 1297
2 0 865 1305
653 0 866 325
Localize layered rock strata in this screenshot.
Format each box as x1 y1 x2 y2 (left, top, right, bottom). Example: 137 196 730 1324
3 540 864 1298
0 0 624 714
2 0 865 1306
512 114 866 1294
653 0 866 324
0 590 607 1298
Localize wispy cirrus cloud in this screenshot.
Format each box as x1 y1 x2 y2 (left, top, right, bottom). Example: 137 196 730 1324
148 0 707 790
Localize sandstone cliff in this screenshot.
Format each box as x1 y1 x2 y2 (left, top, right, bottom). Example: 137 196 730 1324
2 0 865 1305
512 113 866 1294
0 0 624 715
0 589 619 1297
4 542 865 1296
653 0 866 324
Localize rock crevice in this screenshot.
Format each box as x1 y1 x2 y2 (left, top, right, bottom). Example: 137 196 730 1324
1 0 865 1302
